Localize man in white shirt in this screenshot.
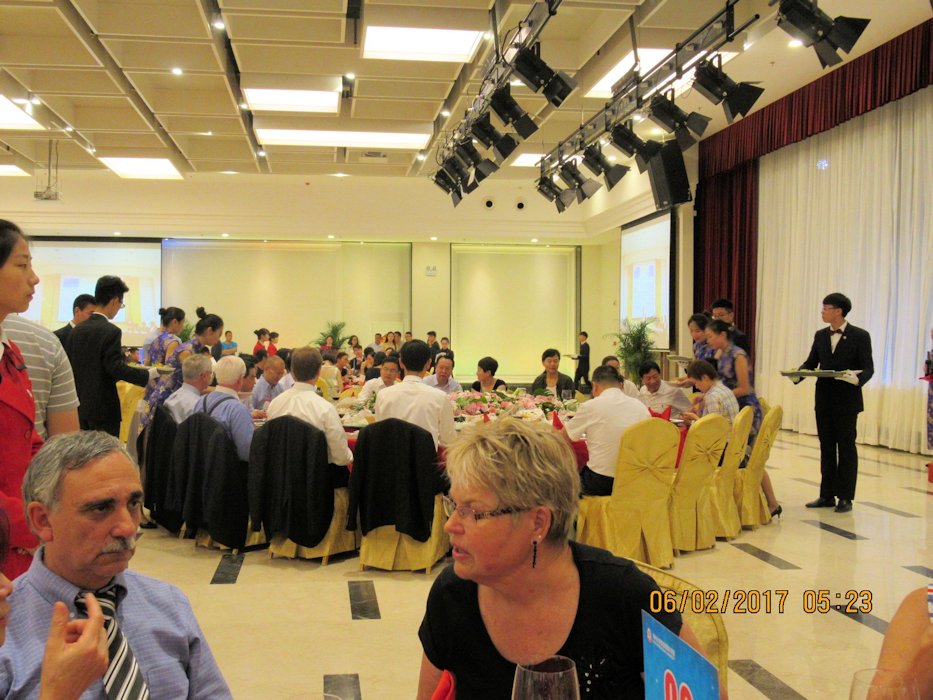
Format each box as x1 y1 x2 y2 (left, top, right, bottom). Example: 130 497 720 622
163 354 213 424
266 347 353 483
563 365 650 496
376 340 456 448
422 356 462 395
600 355 644 402
638 360 692 419
358 355 400 403
366 333 383 354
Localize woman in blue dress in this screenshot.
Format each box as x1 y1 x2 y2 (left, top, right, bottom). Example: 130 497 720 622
689 312 715 361
141 307 223 426
144 307 185 366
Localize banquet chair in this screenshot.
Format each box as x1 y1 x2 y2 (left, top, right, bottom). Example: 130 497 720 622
634 561 730 693
315 377 332 401
348 419 448 572
735 404 783 529
576 417 680 569
671 414 730 553
711 406 754 540
116 381 146 445
339 385 362 399
248 416 358 564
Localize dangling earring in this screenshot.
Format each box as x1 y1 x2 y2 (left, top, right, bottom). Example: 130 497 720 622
531 539 538 569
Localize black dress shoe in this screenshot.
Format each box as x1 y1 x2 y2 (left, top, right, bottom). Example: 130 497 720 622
834 499 852 513
806 497 836 508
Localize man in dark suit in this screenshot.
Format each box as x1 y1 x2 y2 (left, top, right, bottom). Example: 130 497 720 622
798 292 874 513
65 276 158 436
572 331 591 392
52 293 95 346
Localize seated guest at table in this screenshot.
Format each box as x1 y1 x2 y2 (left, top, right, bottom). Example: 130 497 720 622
347 334 359 350
376 340 456 449
319 351 341 400
600 355 643 401
253 328 269 355
195 356 254 462
3 431 232 698
349 345 365 375
364 351 385 381
638 360 692 419
416 418 708 699
266 347 352 486
53 293 95 346
359 354 400 403
682 360 739 425
320 335 335 354
237 358 258 409
382 331 398 355
252 348 268 376
564 365 651 496
706 320 763 436
163 354 213 424
366 333 383 354
423 356 461 395
471 356 507 393
220 330 238 356
335 351 350 378
531 348 574 396
267 332 279 357
250 354 291 410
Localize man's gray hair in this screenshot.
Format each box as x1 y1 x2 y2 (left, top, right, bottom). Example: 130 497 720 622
22 431 133 511
182 353 213 382
214 355 246 385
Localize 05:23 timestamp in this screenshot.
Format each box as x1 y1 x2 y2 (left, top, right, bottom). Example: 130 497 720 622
648 589 873 615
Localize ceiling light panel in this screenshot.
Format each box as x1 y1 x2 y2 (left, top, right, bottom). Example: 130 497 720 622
99 157 183 179
256 129 431 150
363 26 484 63
244 88 340 113
0 96 44 130
0 165 29 176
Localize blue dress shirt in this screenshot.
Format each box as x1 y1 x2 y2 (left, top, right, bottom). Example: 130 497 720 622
0 550 231 699
250 374 293 410
194 387 254 461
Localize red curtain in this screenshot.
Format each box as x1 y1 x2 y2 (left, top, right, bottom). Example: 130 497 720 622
693 19 931 357
694 160 759 358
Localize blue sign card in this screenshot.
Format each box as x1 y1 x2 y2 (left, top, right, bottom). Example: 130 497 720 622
642 610 720 700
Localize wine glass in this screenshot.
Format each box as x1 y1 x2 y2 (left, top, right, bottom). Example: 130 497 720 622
849 668 919 700
512 655 580 700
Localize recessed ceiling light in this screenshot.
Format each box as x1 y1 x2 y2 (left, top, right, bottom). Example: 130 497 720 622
510 79 523 87
344 73 356 81
29 96 41 105
327 235 335 239
416 153 426 161
788 39 804 48
199 130 213 136
256 149 267 157
263 239 268 243
63 125 74 132
244 88 340 114
483 32 493 41
171 67 184 76
213 19 225 30
331 172 350 177
430 236 438 241
0 165 28 177
440 109 451 117
113 231 121 236
256 128 430 150
0 96 44 130
530 238 539 243
239 101 248 110
221 232 230 238
99 157 182 179
363 26 484 63
220 170 238 174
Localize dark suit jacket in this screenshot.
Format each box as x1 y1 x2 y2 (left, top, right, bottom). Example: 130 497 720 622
53 324 71 346
530 371 575 395
800 323 874 414
731 327 750 356
66 313 150 426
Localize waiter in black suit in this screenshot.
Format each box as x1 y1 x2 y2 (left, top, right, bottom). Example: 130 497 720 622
65 275 158 436
798 293 874 513
52 293 95 346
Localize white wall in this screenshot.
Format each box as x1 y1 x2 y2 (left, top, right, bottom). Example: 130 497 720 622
411 242 450 340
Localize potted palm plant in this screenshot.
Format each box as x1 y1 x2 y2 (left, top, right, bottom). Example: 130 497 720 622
312 321 352 349
607 318 656 387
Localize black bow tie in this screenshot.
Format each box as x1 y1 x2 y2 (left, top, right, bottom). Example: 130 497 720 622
829 329 843 335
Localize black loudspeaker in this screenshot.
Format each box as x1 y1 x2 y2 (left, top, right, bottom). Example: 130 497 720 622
646 141 691 209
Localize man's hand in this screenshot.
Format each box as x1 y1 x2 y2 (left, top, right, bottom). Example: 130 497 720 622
834 370 860 385
251 409 266 420
39 594 108 700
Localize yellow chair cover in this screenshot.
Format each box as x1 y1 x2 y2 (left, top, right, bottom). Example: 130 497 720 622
116 381 146 445
339 385 362 399
315 377 332 401
671 414 729 553
269 488 360 564
711 407 753 540
633 561 730 693
359 494 449 573
576 418 680 569
758 396 771 417
735 405 783 528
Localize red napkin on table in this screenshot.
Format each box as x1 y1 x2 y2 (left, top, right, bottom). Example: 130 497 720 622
483 413 490 423
649 406 673 421
431 670 456 700
551 411 564 430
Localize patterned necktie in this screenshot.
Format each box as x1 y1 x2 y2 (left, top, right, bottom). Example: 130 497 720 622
75 589 150 700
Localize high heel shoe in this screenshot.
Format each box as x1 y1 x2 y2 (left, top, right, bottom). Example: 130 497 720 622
770 505 783 519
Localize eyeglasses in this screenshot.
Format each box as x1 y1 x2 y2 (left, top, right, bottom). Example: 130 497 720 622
711 311 728 319
442 494 526 522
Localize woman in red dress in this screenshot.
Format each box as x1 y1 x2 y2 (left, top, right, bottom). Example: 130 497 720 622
0 220 43 580
253 327 269 355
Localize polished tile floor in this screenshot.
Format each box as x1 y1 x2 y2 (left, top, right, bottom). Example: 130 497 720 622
130 431 933 699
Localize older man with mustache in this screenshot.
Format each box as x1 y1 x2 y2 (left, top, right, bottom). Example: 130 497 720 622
0 431 231 699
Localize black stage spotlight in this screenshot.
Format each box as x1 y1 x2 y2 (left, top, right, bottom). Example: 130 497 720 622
512 47 578 108
558 160 602 203
443 155 478 195
433 169 463 207
536 175 576 213
609 122 662 173
470 113 519 163
490 85 538 139
648 91 711 151
693 56 764 123
774 0 870 69
581 144 630 191
455 138 498 183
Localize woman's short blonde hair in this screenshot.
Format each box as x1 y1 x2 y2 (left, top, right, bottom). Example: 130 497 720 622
445 417 580 543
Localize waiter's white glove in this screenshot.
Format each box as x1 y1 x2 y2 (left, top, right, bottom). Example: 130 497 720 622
147 367 161 382
834 370 859 385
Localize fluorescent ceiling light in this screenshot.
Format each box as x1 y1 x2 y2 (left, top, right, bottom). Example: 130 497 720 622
99 157 183 179
244 88 340 114
256 128 430 150
511 153 581 168
0 95 44 130
587 50 738 99
363 26 483 62
0 165 28 176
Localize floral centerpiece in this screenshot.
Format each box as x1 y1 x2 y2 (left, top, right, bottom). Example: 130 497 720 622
449 388 578 422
